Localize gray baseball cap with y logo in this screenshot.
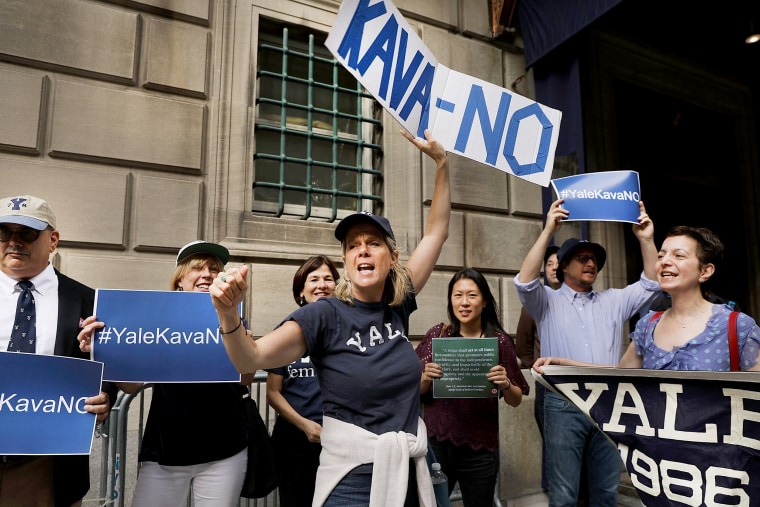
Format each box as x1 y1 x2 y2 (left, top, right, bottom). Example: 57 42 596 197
0 195 57 230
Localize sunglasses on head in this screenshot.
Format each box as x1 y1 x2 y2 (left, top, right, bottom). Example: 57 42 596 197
0 225 43 243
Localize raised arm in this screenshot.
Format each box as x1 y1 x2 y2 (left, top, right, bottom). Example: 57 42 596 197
633 201 658 281
211 265 308 373
516 199 568 283
401 129 450 294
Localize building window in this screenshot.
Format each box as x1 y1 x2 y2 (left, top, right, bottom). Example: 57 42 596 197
253 19 383 221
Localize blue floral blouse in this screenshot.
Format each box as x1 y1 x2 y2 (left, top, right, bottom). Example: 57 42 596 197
632 304 760 371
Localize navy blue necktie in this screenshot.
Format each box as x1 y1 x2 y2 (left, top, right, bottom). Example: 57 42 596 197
8 280 36 353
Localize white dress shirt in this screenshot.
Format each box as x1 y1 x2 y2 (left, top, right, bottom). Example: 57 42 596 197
0 263 60 355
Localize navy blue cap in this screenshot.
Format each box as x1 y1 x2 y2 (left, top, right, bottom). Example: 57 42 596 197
334 211 395 242
556 238 606 282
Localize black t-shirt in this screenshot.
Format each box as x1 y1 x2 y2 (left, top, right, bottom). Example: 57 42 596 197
139 382 248 466
289 295 420 436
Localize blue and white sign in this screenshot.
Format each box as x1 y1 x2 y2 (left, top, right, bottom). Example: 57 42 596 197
0 352 103 455
325 0 562 187
429 65 561 187
535 366 760 507
326 0 438 141
551 171 641 223
92 290 241 383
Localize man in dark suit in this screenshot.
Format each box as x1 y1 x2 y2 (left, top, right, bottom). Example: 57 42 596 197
0 194 118 506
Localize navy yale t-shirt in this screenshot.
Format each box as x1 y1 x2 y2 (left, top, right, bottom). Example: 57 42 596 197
289 295 420 436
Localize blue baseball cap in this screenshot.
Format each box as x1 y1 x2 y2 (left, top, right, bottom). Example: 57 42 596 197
334 211 395 242
556 238 606 282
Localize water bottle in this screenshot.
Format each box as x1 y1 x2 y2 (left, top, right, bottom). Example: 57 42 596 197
430 462 451 507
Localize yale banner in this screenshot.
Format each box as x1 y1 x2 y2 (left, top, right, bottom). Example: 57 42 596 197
534 366 760 507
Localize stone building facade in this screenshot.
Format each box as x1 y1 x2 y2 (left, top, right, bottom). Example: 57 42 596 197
1 0 656 502
0 0 568 336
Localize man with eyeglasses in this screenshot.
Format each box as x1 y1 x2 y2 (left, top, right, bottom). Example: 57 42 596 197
0 195 117 506
514 198 659 507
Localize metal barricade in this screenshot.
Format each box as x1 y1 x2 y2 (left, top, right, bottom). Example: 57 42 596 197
96 372 504 507
96 372 276 507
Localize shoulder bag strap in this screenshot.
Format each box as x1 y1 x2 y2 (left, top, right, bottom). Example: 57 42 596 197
729 311 740 371
642 311 664 341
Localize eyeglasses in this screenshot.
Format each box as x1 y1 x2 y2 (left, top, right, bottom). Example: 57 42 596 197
0 226 42 243
574 255 597 264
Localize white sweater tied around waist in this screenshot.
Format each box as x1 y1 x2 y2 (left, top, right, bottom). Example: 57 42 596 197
312 416 435 507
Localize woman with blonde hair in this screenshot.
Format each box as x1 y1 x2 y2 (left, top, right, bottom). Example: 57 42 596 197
79 241 251 507
211 130 450 506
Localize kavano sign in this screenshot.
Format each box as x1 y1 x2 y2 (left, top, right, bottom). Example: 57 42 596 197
325 0 562 187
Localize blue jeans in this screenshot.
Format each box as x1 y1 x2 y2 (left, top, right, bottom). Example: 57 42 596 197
324 463 420 506
324 471 371 506
544 392 620 507
533 382 548 489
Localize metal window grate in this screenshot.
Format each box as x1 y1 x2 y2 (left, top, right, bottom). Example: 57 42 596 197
253 22 383 221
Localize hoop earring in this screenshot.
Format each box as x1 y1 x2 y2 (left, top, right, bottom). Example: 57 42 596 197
177 286 183 291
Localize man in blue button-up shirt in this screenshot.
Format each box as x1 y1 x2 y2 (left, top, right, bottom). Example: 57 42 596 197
514 198 658 507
